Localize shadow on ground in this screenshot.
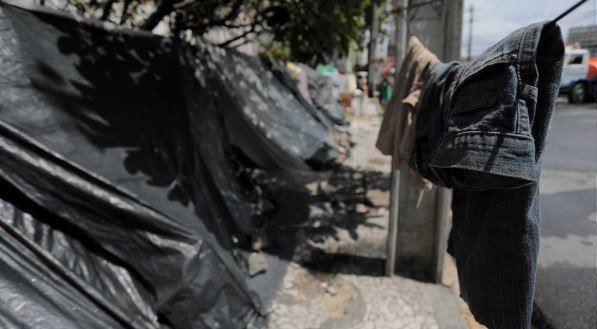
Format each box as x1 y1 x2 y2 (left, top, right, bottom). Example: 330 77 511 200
254 166 391 278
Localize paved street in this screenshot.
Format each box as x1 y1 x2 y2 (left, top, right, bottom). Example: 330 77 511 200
535 98 597 329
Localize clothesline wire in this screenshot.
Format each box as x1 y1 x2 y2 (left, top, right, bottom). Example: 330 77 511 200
549 0 589 25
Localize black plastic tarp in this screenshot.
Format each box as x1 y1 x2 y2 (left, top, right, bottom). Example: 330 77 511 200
300 64 347 126
0 189 159 329
204 46 341 171
0 4 264 328
260 57 340 131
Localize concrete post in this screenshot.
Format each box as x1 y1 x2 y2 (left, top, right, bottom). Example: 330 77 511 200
385 0 463 282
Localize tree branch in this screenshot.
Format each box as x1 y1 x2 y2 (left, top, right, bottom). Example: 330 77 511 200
218 25 257 47
219 0 245 24
191 0 246 30
221 21 254 28
120 0 132 25
217 5 279 47
140 0 176 31
231 37 254 48
100 0 116 21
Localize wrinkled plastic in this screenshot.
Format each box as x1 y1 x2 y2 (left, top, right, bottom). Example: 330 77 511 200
300 64 348 126
0 191 159 329
205 47 341 171
0 4 265 328
261 57 339 131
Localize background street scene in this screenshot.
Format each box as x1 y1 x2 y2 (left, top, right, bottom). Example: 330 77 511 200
1 0 596 329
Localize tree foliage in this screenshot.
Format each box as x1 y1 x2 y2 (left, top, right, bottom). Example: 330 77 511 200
48 0 373 65
262 0 370 64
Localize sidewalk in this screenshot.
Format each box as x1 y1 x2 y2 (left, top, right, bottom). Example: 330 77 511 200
264 115 484 329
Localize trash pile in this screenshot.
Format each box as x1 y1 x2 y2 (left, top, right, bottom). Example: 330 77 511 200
0 4 351 329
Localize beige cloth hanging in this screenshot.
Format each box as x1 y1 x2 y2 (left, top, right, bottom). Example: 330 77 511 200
375 36 439 190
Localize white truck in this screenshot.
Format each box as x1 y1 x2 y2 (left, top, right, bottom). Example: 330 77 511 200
559 48 597 103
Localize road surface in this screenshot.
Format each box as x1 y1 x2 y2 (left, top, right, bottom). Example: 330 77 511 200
535 98 597 329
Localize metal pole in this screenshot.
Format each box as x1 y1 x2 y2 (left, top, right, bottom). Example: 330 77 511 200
401 0 408 61
367 0 380 97
385 169 400 276
386 0 408 277
393 0 409 73
467 4 473 61
431 187 452 283
393 3 401 72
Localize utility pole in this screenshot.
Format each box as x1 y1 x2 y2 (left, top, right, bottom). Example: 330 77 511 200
467 4 473 61
367 0 380 97
393 3 401 73
385 0 463 283
392 0 409 73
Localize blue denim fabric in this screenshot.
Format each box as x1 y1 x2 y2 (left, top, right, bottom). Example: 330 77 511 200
412 23 564 328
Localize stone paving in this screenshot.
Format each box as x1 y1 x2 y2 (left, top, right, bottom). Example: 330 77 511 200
264 115 483 329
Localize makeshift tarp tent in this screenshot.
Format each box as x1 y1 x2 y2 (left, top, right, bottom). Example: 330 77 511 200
260 57 340 131
0 4 265 328
204 46 342 171
300 64 347 126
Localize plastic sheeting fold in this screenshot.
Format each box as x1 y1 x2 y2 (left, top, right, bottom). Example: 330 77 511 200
0 4 265 328
205 46 341 171
300 64 347 126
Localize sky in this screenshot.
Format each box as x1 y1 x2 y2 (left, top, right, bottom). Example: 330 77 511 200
461 0 597 57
